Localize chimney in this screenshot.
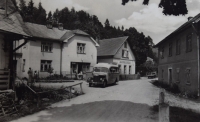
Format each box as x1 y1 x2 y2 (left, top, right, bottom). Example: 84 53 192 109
46 20 53 29
58 23 63 30
188 17 193 21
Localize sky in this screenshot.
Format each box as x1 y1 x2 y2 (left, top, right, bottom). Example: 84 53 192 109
20 0 200 44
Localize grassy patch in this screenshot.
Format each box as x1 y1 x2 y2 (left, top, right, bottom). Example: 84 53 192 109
170 106 200 122
150 105 200 122
151 80 180 94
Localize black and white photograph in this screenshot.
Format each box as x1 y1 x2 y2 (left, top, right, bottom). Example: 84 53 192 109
0 0 200 122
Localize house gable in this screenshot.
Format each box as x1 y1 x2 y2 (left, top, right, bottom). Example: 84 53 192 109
114 40 135 61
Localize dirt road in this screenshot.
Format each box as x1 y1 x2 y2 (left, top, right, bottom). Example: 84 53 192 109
12 77 160 122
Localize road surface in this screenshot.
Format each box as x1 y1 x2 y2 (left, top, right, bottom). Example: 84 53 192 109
11 77 161 122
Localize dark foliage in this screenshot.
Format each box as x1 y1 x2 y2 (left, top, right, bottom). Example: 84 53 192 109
150 105 200 122
170 106 200 122
122 0 188 16
151 80 180 94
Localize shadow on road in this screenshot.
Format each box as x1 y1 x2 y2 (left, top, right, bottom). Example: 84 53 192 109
28 100 158 122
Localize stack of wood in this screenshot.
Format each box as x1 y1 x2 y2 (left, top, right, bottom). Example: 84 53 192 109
0 90 18 117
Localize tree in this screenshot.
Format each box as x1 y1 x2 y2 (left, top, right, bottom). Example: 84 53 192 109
35 2 46 25
27 0 34 15
121 0 188 16
104 19 110 28
47 11 53 21
19 0 27 18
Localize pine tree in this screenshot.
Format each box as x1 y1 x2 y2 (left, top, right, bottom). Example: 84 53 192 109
121 26 124 31
19 0 27 19
27 0 34 15
36 2 46 25
47 11 53 21
104 19 110 28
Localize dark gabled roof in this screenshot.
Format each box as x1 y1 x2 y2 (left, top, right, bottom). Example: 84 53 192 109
25 22 92 42
155 13 200 47
97 36 128 56
25 22 68 41
0 0 30 36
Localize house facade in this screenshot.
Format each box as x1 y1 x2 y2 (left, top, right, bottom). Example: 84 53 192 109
16 23 99 78
62 35 98 75
155 14 200 96
97 36 136 75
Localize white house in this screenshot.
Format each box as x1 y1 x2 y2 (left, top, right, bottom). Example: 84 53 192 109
97 36 136 75
16 22 99 78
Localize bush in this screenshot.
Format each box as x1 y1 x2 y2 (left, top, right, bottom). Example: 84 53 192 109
168 83 180 94
151 80 180 94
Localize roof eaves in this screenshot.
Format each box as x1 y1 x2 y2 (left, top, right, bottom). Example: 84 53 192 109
90 37 99 47
63 34 75 42
30 36 62 42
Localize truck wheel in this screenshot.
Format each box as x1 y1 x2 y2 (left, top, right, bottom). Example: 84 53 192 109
115 78 118 85
102 81 107 88
89 83 92 87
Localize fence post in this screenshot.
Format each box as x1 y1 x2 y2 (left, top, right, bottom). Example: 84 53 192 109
37 94 41 107
159 89 170 122
80 83 83 94
69 86 71 100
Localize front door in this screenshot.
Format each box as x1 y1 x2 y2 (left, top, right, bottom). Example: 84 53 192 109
168 68 172 84
78 63 83 74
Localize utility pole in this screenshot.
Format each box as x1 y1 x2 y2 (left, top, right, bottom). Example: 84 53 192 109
5 0 8 17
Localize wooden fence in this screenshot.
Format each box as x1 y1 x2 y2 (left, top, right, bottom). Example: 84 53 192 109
0 70 10 90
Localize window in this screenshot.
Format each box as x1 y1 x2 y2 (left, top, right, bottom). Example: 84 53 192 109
124 65 126 74
186 68 191 84
129 66 131 74
176 68 180 82
110 67 119 73
40 60 52 72
22 59 25 72
176 39 181 55
77 43 86 54
122 50 129 58
186 34 192 52
169 42 172 57
93 67 108 72
160 47 164 59
162 69 164 81
124 42 127 48
41 42 52 52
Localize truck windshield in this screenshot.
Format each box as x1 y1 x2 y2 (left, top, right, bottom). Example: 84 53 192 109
93 67 108 72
